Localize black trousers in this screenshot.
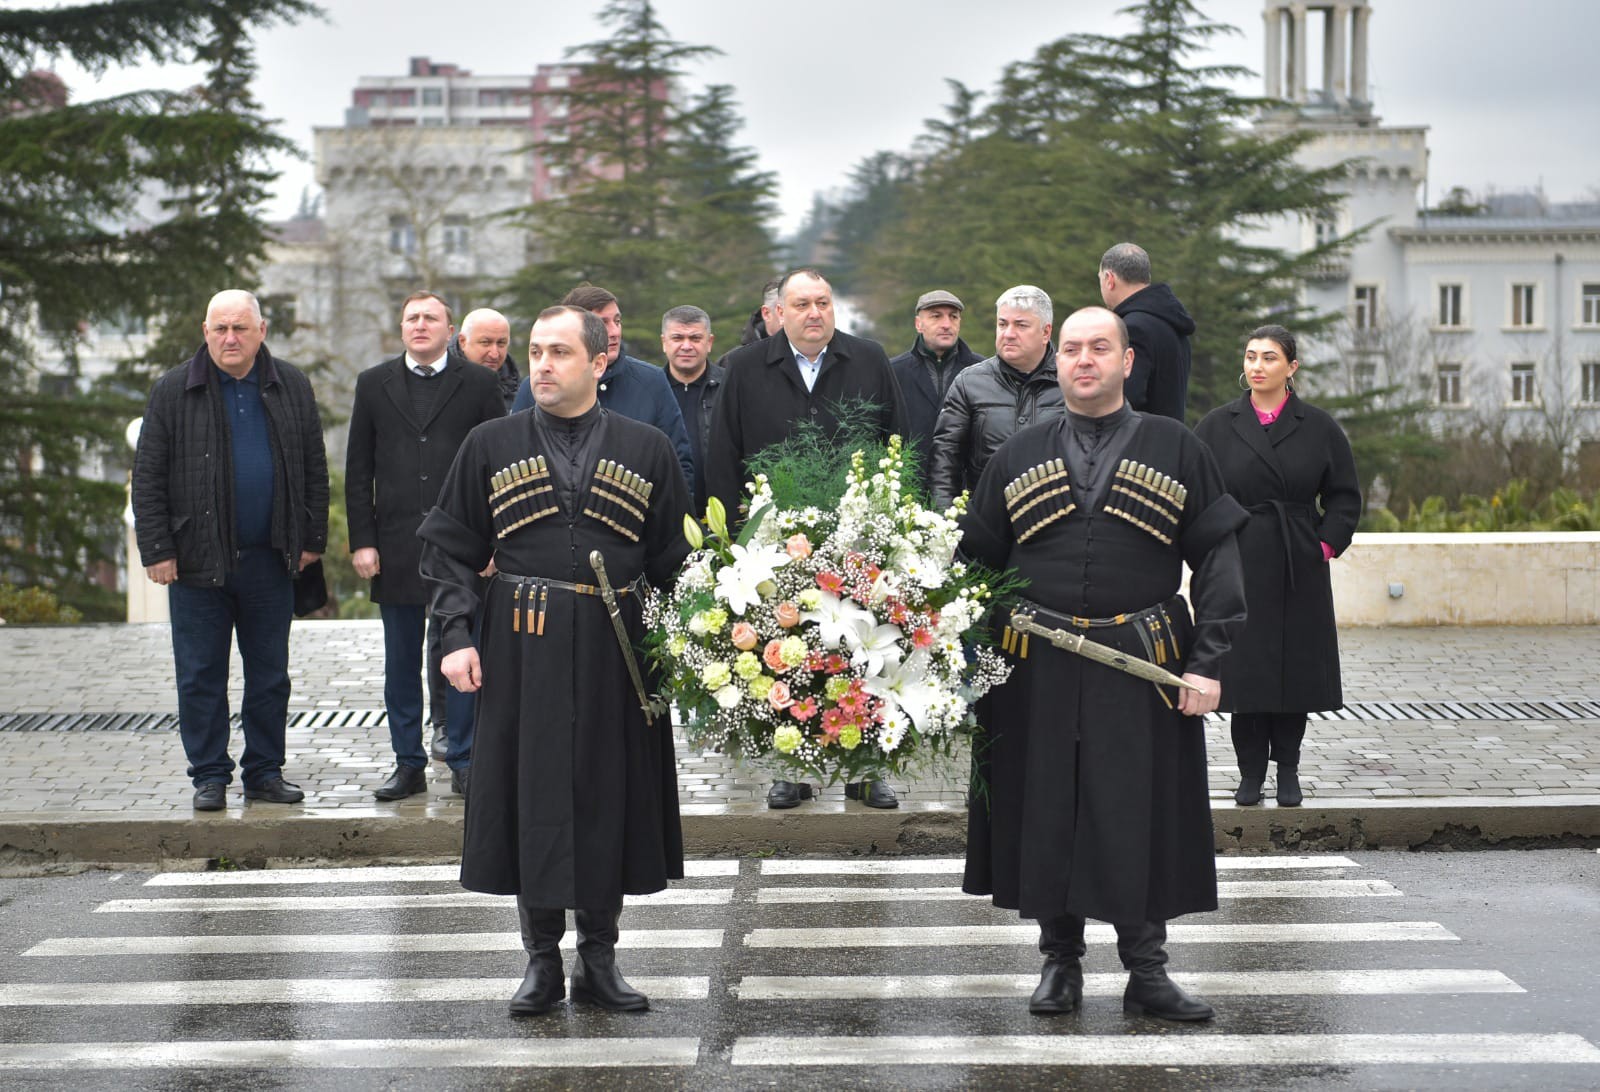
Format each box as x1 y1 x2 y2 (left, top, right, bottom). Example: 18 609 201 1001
1231 712 1307 775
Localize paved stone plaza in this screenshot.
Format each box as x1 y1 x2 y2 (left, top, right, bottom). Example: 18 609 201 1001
1 622 1598 822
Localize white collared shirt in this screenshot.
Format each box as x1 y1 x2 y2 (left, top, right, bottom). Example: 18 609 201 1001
793 345 826 392
405 350 449 376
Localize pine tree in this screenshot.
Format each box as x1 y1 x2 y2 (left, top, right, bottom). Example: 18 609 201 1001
506 0 776 362
0 0 318 617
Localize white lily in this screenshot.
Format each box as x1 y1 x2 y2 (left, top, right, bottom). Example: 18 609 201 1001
713 542 790 616
800 590 874 651
848 616 905 677
863 651 943 732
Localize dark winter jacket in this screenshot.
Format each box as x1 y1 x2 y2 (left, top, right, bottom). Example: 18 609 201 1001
512 354 695 492
705 329 908 520
345 355 506 605
927 350 1065 509
667 361 725 513
1115 282 1195 422
133 344 329 587
890 335 982 494
1194 392 1362 713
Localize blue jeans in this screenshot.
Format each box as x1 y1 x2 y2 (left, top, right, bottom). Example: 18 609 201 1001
381 604 475 771
168 547 293 788
428 613 477 769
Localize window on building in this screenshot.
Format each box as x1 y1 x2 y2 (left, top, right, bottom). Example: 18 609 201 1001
1436 363 1463 406
479 89 508 107
1510 361 1537 405
260 295 297 333
451 89 473 107
368 91 387 108
387 214 416 256
1582 283 1600 327
1313 214 1337 248
1353 359 1379 392
1510 283 1536 327
1352 284 1379 330
1437 284 1463 328
422 87 442 106
1581 361 1600 404
442 215 470 255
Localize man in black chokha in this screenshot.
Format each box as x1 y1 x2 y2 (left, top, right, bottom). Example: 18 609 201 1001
957 306 1247 1022
420 305 693 1015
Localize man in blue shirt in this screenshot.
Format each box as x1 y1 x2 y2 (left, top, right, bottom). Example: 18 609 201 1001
511 285 695 493
133 290 329 812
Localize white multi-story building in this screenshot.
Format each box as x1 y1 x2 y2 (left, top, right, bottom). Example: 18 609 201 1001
1251 0 1600 482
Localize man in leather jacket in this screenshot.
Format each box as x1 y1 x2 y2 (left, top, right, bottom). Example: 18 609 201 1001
928 285 1066 510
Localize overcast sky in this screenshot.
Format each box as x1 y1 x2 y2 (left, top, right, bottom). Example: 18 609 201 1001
30 0 1600 234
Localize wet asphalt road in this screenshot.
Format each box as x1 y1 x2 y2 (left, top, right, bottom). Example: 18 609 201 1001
1 849 1598 1090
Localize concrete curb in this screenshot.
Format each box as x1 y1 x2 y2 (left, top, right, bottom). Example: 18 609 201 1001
4 798 1600 872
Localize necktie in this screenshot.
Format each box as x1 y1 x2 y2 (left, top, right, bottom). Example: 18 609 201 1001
416 364 436 378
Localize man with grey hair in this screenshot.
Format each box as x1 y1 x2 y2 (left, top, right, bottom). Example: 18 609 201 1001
928 284 1066 510
457 307 520 409
133 289 329 811
1098 242 1195 421
661 304 723 513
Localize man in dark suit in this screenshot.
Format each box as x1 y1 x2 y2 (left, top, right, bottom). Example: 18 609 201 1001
889 290 981 498
347 290 506 800
705 268 909 811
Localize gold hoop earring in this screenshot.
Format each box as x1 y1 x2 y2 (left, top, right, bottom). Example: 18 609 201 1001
1238 371 1250 391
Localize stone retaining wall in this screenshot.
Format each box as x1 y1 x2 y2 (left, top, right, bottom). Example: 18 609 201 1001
1332 533 1600 625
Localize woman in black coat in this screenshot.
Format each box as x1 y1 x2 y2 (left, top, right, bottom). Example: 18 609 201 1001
1194 326 1362 807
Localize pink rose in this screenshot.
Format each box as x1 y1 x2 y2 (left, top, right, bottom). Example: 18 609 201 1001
785 533 812 559
767 680 794 710
763 639 788 672
774 601 801 628
730 622 759 651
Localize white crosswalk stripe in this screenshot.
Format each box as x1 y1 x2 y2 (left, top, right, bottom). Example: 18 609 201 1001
142 860 740 886
733 969 1523 1000
728 1034 1600 1067
0 977 711 1006
23 929 724 957
745 920 1456 947
2 854 1594 1080
755 879 1399 903
0 1038 702 1070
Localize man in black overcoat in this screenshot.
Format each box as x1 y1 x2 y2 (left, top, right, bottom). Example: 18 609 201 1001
959 307 1247 1022
704 267 909 810
421 306 692 1016
347 291 505 800
888 289 981 497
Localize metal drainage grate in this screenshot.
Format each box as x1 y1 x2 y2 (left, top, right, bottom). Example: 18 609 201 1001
1309 699 1600 722
4 702 1600 732
0 710 391 733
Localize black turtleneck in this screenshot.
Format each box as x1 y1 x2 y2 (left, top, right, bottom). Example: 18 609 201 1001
532 401 605 514
1064 402 1140 509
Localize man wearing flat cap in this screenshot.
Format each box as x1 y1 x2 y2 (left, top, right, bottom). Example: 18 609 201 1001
889 290 982 499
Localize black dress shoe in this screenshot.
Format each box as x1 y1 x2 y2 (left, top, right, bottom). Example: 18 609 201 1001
374 765 427 801
243 777 305 804
1276 768 1303 807
1123 969 1215 1022
865 781 898 809
450 766 470 798
1234 776 1264 806
429 728 448 762
193 783 227 811
766 780 813 809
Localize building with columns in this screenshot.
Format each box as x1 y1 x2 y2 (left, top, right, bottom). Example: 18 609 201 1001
1251 1 1600 483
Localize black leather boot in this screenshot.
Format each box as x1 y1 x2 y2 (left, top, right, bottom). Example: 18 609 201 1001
1117 920 1214 1022
509 903 566 1015
1276 766 1304 806
1029 914 1086 1014
571 907 648 1012
1270 714 1307 806
1231 714 1270 806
